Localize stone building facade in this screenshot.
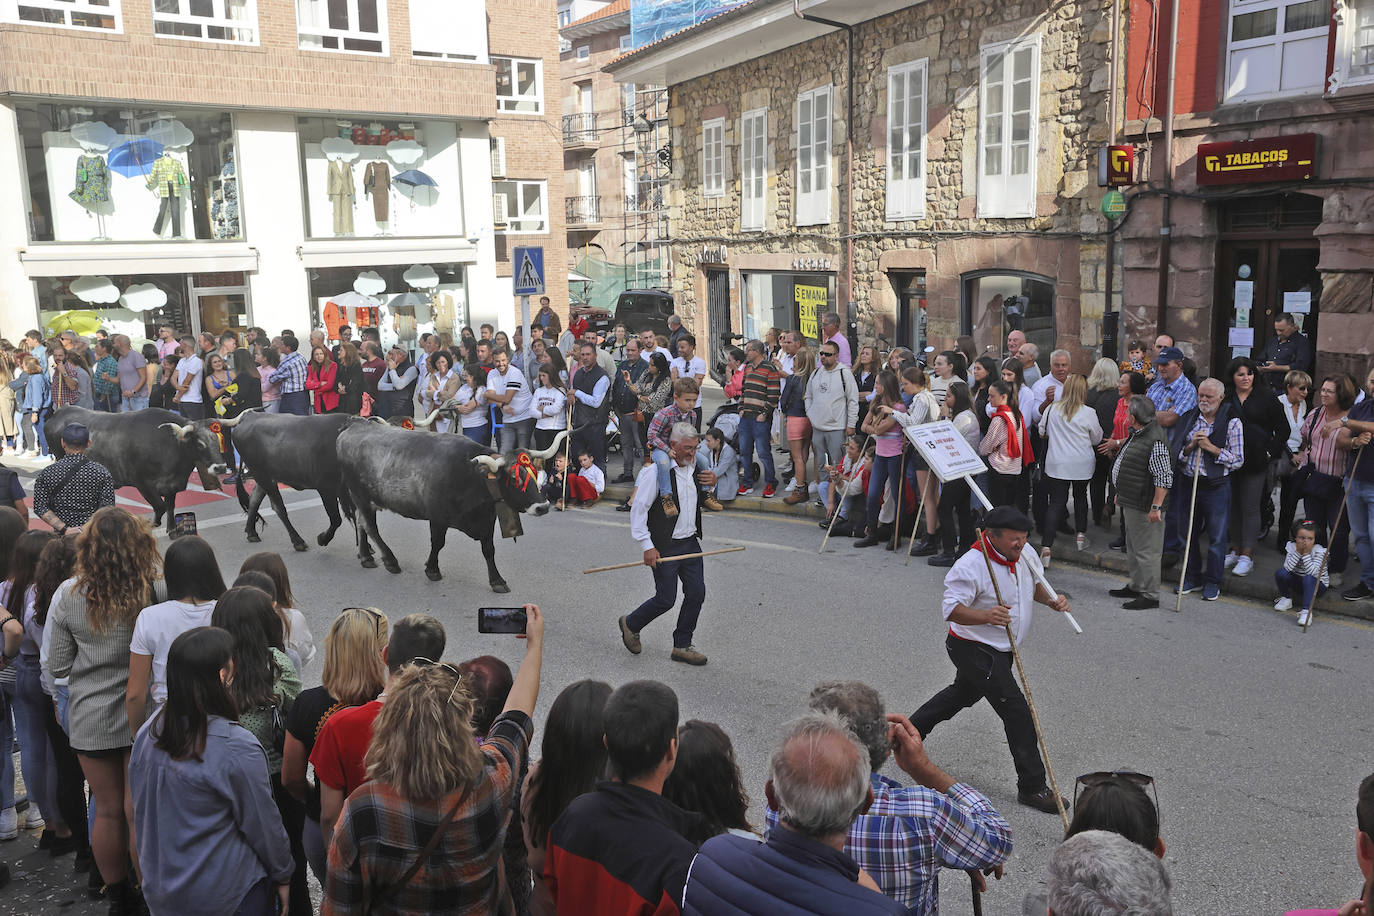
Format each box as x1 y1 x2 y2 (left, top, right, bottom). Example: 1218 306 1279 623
610 0 1122 373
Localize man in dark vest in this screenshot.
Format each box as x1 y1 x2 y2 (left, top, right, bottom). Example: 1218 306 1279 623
619 421 716 666
1171 378 1245 601
570 341 611 473
1107 396 1174 608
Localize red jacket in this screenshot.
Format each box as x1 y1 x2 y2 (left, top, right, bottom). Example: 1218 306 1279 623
306 361 338 413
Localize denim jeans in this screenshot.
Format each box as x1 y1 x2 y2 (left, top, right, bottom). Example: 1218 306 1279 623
1183 476 1231 587
12 655 63 830
120 395 149 413
0 676 13 810
737 416 775 489
499 417 534 453
278 390 310 416
865 453 904 535
1347 478 1374 589
651 448 710 495
1275 567 1326 608
263 399 281 414
619 412 644 478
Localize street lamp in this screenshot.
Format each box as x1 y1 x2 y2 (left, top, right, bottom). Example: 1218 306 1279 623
632 114 654 135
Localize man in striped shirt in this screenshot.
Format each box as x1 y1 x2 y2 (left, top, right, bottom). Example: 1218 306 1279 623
269 334 310 416
737 340 783 498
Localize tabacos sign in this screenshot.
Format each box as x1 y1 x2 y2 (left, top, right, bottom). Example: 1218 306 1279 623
1196 134 1317 186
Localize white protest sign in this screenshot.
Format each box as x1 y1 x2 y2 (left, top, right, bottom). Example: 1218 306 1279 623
903 420 986 483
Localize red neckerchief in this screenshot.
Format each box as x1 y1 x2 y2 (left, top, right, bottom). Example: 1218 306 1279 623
973 532 1018 569
993 406 1034 462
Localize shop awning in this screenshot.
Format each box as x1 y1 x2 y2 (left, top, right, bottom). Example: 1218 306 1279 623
569 269 593 283
297 239 479 269
20 242 259 278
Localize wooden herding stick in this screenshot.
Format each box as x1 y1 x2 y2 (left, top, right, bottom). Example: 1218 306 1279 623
583 546 745 574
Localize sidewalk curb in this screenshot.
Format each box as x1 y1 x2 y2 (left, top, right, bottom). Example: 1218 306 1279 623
601 483 1374 624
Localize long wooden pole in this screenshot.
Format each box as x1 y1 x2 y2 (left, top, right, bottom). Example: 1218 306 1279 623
583 546 745 574
561 395 573 507
975 528 1070 831
903 474 932 565
890 445 908 551
1302 444 1366 631
971 874 984 916
1174 454 1202 612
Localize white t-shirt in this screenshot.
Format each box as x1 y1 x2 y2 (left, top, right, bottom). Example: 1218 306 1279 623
577 464 605 494
456 384 489 429
129 599 217 706
533 386 568 430
488 366 533 421
669 355 707 408
283 607 316 669
176 355 204 403
777 351 796 376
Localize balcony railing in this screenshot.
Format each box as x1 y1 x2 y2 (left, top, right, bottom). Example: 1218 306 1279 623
565 195 601 225
562 112 598 147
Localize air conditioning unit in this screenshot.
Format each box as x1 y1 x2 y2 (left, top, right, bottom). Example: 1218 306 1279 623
490 137 506 178
492 193 509 226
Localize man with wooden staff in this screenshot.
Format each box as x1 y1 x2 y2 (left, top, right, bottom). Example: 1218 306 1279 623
910 506 1072 815
619 421 716 666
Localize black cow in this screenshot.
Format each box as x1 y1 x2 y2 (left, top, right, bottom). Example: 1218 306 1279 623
217 410 355 551
335 420 566 590
45 406 227 532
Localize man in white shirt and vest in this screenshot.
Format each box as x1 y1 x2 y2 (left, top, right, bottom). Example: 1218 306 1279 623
911 506 1072 815
619 422 716 667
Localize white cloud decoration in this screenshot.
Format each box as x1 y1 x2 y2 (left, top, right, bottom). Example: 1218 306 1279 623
321 137 360 162
120 283 169 312
402 264 439 289
145 119 195 150
69 121 119 152
385 139 425 167
70 275 120 304
353 271 387 296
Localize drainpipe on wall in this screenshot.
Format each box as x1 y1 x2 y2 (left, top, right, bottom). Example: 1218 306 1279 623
1155 0 1180 336
1103 0 1121 359
793 0 855 344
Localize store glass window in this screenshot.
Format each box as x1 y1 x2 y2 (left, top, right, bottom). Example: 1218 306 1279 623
298 117 463 239
152 0 257 43
296 0 386 54
35 273 193 347
16 102 239 243
961 270 1055 371
495 57 543 114
740 272 835 344
3 0 121 31
306 264 468 353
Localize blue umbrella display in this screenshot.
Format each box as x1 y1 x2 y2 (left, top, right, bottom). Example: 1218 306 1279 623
393 169 438 206
107 138 164 178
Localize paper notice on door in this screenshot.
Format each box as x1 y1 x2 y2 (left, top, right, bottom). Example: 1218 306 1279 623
1236 306 1250 329
1228 326 1255 348
1283 291 1312 313
1234 280 1254 309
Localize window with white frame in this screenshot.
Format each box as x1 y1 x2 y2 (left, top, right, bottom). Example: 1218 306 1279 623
741 108 767 230
886 59 927 220
410 0 485 59
1225 0 1329 99
4 0 121 30
152 0 255 42
495 57 543 113
575 44 589 59
978 37 1038 218
795 84 831 226
623 157 636 209
296 0 386 54
1350 0 1374 80
557 8 569 26
619 33 633 51
701 118 725 198
621 82 636 122
493 180 547 233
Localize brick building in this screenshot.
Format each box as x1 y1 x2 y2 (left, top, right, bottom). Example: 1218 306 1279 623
0 0 564 349
1120 0 1374 378
609 0 1124 374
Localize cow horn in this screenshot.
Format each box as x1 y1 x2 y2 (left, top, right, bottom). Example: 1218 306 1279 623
157 422 194 441
527 429 568 461
472 453 505 473
411 409 441 429
367 415 389 425
218 406 264 428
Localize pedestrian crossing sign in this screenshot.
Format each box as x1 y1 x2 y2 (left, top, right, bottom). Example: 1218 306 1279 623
513 246 545 295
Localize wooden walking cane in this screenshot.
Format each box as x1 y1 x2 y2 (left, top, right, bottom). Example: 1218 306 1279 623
975 527 1070 831
1174 450 1203 613
584 546 745 574
970 872 984 916
1301 443 1367 632
561 397 573 507
818 434 872 554
903 473 932 565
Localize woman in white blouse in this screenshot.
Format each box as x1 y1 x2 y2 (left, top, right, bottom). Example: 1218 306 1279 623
532 366 568 453
424 351 459 434
1274 369 1312 550
453 364 490 446
1037 373 1103 561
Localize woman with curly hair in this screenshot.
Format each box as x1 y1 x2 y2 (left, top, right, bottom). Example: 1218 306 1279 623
47 506 163 912
662 720 754 845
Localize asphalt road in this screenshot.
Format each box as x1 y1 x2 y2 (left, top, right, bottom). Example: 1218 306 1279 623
4 483 1371 914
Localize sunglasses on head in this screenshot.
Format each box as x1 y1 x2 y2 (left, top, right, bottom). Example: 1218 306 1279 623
341 606 386 634
1074 770 1160 821
409 656 465 705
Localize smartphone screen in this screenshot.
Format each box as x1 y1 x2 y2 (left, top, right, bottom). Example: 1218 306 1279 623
478 607 527 634
170 512 198 539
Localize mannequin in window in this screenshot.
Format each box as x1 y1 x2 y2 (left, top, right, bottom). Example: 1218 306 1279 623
327 156 355 236
147 150 188 238
70 137 114 240
363 160 389 225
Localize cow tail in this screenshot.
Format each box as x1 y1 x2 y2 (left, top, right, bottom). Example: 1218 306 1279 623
234 456 250 513
339 482 357 524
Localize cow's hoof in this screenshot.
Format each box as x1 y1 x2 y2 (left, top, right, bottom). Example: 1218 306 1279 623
425 567 442 582
384 561 402 574
490 582 511 594
317 531 334 547
360 557 377 569
292 541 308 553
246 533 261 543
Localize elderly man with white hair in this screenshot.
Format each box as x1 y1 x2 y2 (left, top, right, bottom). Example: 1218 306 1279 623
1172 377 1245 602
1046 830 1173 916
620 422 716 666
683 712 909 915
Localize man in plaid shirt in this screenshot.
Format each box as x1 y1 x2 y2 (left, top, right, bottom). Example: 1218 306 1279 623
269 333 310 415
766 681 1012 914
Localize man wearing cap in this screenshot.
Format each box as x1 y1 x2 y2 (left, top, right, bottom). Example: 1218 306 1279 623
1147 347 1197 565
911 506 1072 815
32 424 114 534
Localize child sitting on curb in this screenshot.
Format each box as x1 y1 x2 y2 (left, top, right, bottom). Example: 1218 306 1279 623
1276 519 1328 626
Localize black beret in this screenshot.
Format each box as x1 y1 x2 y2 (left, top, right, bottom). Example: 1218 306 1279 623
984 505 1033 532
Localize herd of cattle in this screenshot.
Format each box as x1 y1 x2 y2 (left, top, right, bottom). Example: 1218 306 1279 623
43 406 568 593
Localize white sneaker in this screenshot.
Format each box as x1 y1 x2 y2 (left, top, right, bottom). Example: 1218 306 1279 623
1297 608 1311 627
1233 555 1253 577
1274 596 1294 611
808 481 819 495
784 479 797 493
0 808 15 841
22 808 42 831
1223 551 1238 570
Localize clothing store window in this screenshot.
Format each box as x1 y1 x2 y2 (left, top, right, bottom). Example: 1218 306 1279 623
297 117 463 239
152 0 256 43
409 0 484 60
16 102 239 243
34 274 193 347
492 180 547 234
495 57 543 114
306 264 468 354
3 0 121 31
961 270 1055 370
296 0 386 54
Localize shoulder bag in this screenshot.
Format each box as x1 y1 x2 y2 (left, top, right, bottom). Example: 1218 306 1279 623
362 785 471 915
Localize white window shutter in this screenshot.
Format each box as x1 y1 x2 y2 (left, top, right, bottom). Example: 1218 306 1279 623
490 137 506 178
978 39 1038 218
492 192 508 225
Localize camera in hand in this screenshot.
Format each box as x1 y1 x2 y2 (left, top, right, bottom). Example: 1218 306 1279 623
478 607 527 634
